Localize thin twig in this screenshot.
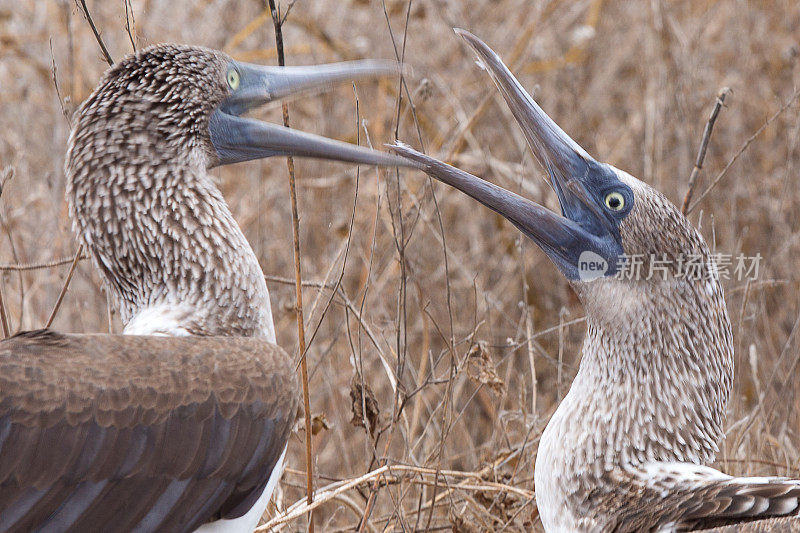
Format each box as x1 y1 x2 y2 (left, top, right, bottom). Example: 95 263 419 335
0 279 8 338
0 265 8 337
0 169 13 338
48 2 113 329
0 252 88 271
357 4 423 529
297 85 362 367
264 274 334 290
266 1 314 530
688 87 800 214
259 463 534 531
124 0 137 52
266 273 398 385
76 0 114 66
680 87 729 215
45 243 84 328
279 0 299 26
0 213 24 333
49 38 72 126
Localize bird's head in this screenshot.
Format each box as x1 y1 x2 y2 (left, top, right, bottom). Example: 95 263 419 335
68 44 413 173
391 30 714 310
392 32 735 491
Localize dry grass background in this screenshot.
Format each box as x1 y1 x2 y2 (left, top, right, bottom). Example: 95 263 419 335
1 0 800 531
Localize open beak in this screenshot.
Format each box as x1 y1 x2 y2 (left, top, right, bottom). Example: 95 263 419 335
390 30 625 281
209 59 416 168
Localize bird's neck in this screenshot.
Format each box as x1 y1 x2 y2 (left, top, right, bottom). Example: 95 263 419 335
535 276 733 526
66 162 275 339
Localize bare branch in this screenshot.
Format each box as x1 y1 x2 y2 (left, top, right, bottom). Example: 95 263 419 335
265 0 315 529
45 244 84 328
0 252 88 272
681 87 729 215
688 87 800 214
49 38 72 127
123 0 137 52
76 0 114 66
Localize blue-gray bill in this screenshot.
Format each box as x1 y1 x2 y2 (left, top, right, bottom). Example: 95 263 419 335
210 59 417 169
390 30 632 281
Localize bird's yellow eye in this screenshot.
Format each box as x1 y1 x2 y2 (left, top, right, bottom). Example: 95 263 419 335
226 69 240 90
604 191 625 211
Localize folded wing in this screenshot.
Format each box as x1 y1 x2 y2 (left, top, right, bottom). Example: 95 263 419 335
0 330 298 532
600 462 800 532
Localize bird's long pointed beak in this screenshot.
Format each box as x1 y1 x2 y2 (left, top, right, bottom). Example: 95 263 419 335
388 143 612 279
223 60 403 115
453 29 595 219
389 31 626 281
210 60 416 168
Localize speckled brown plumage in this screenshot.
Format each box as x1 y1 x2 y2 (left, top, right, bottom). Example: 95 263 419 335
389 29 800 529
396 141 800 533
704 517 800 532
65 44 275 338
3 36 415 530
0 329 298 532
0 44 315 532
530 172 741 530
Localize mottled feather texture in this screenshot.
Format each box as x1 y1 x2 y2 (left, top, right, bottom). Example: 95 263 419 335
389 141 800 530
599 464 800 531
0 44 306 532
534 169 800 531
704 517 800 532
65 44 275 339
0 330 299 532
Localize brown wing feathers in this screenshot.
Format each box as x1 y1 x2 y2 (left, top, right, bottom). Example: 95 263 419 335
682 478 800 531
0 330 298 532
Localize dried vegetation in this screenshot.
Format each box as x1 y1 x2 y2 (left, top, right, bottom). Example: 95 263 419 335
1 0 799 530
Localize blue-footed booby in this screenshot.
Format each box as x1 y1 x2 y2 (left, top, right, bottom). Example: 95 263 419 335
391 30 800 532
0 44 413 532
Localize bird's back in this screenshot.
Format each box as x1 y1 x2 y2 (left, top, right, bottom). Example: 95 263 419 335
0 329 298 532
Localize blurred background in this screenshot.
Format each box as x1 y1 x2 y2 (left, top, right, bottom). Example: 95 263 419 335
1 0 799 530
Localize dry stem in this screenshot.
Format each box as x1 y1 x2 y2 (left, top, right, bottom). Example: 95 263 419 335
266 1 315 530
688 87 800 214
45 243 84 328
681 87 730 215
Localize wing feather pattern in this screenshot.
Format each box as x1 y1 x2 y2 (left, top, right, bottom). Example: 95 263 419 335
598 462 800 531
0 329 298 533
